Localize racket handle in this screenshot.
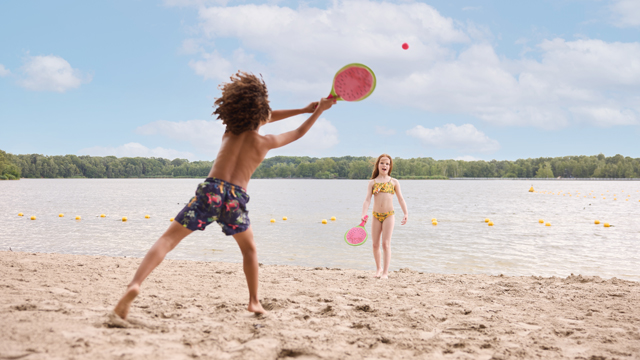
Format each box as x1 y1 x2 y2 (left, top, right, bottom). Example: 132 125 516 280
359 215 368 226
327 94 334 99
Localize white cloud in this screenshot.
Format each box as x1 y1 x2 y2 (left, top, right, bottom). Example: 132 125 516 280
189 49 262 82
569 106 637 126
182 0 640 129
78 143 195 160
462 6 481 11
375 125 396 135
18 55 91 92
610 0 640 27
0 64 10 77
164 0 228 8
386 40 640 128
136 119 227 156
454 155 483 161
407 123 500 153
192 0 468 95
259 116 339 155
180 38 205 55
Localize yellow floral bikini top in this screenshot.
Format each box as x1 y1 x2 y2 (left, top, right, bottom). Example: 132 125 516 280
372 180 395 194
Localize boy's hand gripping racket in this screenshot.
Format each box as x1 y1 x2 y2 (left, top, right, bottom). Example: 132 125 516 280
328 63 376 102
344 215 368 246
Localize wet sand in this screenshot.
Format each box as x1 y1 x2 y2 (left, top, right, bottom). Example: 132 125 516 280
1 251 639 359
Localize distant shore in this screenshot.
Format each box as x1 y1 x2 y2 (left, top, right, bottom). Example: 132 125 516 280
1 251 638 359
4 151 639 180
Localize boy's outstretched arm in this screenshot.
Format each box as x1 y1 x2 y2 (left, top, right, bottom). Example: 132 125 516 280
264 98 335 150
269 102 318 123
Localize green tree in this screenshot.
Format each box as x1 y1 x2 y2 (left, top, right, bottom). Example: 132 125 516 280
0 150 21 180
535 162 554 178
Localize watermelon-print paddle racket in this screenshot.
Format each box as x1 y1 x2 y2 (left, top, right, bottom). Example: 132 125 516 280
328 63 376 102
344 215 369 246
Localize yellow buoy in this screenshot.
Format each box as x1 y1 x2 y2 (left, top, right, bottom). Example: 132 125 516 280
484 218 490 223
626 199 628 201
59 213 64 217
282 216 288 221
614 198 617 201
169 217 174 222
100 214 106 218
432 221 438 225
330 216 336 221
18 213 24 217
75 216 81 220
431 218 437 222
545 222 551 227
145 214 150 219
122 217 128 222
604 223 610 228
321 219 327 224
538 219 544 224
270 219 276 223
30 216 36 220
528 186 534 192
488 221 494 226
594 220 600 224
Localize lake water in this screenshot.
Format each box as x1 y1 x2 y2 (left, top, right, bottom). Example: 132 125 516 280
1 179 638 281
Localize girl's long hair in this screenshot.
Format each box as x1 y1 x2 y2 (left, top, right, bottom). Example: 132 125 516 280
371 154 393 179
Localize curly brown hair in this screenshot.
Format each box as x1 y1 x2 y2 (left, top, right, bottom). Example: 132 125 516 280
213 71 271 135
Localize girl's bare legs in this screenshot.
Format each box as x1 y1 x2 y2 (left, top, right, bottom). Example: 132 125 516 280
380 215 395 279
114 221 192 319
232 226 266 314
371 219 383 277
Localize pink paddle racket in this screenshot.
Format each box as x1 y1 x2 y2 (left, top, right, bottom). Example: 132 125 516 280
328 63 376 102
344 215 368 246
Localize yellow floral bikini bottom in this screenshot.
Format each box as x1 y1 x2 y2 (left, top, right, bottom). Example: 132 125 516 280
372 210 395 223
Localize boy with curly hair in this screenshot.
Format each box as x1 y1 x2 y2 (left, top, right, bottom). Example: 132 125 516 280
114 72 336 318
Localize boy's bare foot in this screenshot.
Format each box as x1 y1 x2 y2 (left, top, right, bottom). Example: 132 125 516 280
114 284 140 320
380 273 389 279
374 269 383 278
248 299 266 314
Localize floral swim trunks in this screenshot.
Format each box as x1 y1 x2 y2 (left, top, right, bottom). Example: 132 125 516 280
175 177 250 235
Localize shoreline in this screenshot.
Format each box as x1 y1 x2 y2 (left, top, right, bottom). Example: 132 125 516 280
1 251 639 359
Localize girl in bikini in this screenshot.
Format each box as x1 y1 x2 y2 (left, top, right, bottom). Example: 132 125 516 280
361 154 408 279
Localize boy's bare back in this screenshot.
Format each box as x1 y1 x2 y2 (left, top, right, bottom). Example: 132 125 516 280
209 101 335 189
208 130 268 189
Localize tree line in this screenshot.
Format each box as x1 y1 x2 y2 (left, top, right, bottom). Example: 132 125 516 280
1 150 639 180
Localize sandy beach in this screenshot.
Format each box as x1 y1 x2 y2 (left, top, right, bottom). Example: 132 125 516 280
1 251 639 360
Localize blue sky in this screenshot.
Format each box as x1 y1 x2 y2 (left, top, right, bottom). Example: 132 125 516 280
1 0 639 161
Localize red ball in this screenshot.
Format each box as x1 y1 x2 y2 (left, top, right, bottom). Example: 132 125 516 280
402 43 409 50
